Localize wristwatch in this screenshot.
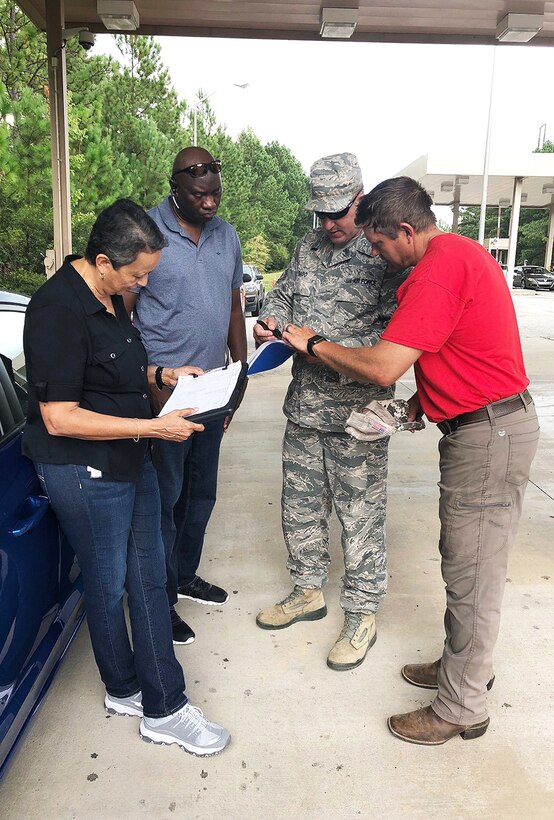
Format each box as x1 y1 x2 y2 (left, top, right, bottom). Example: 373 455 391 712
306 334 327 357
155 366 165 391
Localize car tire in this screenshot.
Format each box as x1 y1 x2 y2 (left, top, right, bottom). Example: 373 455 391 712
251 299 260 317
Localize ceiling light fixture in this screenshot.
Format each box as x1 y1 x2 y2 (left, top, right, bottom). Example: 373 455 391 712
455 176 470 185
97 0 140 31
495 13 543 43
320 8 358 39
440 181 454 192
542 184 554 194
498 198 511 207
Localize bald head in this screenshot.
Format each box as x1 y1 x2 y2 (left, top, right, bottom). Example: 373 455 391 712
169 146 222 226
172 146 214 175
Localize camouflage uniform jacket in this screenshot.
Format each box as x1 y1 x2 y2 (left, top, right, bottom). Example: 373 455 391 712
262 228 405 433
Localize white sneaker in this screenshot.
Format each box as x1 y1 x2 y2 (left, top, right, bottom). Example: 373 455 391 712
140 702 230 756
105 690 143 717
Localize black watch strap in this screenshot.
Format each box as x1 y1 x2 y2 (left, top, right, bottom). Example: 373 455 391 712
306 334 327 357
155 366 164 390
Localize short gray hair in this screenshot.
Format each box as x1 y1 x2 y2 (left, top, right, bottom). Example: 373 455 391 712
85 199 167 269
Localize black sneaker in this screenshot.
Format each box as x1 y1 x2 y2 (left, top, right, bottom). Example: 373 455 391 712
177 576 229 606
170 607 195 645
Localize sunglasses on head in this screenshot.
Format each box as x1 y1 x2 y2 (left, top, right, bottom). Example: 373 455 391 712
315 190 361 222
173 160 222 179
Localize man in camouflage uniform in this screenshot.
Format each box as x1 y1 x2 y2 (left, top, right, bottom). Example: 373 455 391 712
255 153 405 670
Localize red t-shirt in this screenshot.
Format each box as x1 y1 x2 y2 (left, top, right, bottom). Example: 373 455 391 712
381 233 529 422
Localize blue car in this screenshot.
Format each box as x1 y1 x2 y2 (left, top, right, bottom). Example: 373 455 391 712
0 291 84 778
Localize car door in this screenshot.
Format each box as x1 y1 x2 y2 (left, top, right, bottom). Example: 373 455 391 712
0 357 84 777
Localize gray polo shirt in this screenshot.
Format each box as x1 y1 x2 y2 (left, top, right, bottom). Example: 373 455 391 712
134 197 243 370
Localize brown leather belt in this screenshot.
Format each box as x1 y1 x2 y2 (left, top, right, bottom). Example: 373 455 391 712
437 389 532 435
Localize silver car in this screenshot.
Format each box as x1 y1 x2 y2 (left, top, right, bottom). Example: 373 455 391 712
242 264 265 316
512 266 554 291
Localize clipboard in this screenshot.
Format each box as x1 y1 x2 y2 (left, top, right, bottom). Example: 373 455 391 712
158 361 248 423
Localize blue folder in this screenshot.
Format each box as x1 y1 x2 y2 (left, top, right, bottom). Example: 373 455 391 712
247 340 295 375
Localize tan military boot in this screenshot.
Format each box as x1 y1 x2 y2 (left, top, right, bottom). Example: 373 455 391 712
327 612 377 671
256 586 327 630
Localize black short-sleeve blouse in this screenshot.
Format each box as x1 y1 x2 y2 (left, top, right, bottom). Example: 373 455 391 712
22 257 152 481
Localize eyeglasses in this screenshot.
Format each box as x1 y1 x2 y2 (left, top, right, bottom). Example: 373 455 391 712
173 160 222 179
315 190 361 222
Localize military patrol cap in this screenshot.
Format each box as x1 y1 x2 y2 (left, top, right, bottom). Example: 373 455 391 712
305 152 363 213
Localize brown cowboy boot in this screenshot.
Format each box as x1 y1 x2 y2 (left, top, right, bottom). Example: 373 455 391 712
388 705 490 746
401 660 495 691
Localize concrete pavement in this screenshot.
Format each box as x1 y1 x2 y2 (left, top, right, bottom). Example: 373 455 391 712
2 291 553 819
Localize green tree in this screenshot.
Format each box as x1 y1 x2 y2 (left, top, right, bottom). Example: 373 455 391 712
0 83 52 278
458 205 547 266
243 234 270 271
0 3 311 286
100 36 187 207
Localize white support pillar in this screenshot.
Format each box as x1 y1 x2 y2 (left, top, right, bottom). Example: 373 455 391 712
506 177 523 289
545 199 554 270
46 0 72 270
452 186 460 234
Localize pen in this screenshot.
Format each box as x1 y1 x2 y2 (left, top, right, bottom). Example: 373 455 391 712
256 319 283 339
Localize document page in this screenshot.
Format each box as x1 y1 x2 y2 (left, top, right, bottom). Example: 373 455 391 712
158 361 244 417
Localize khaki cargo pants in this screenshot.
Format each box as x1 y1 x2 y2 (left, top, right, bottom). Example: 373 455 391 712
433 399 540 724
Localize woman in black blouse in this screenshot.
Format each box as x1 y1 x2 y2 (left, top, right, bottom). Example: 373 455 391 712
23 200 230 756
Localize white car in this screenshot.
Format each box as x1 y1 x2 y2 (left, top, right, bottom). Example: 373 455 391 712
242 264 265 317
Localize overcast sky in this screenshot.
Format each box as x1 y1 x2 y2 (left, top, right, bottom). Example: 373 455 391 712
96 35 554 203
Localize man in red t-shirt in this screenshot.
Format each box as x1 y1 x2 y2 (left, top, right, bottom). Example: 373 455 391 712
282 176 539 747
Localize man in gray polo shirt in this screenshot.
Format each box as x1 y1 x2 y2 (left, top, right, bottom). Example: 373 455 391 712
125 146 246 645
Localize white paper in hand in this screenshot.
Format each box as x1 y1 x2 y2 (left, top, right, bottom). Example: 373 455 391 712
158 361 243 418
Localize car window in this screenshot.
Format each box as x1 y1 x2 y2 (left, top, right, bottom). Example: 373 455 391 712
0 311 26 360
0 358 25 441
0 302 28 419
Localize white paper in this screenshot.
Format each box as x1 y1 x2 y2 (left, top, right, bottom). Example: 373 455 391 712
158 361 243 417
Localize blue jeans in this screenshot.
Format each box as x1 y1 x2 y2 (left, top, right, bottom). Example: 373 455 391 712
34 458 187 718
153 419 224 606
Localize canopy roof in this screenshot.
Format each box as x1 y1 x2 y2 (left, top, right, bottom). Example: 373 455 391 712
17 0 554 45
397 152 554 208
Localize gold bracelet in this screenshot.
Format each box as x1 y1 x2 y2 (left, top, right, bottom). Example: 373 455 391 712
133 418 140 443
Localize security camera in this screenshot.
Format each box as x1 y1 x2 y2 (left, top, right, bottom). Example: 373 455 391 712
62 27 96 51
78 30 95 50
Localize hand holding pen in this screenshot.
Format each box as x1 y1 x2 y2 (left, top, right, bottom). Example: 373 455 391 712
253 317 283 345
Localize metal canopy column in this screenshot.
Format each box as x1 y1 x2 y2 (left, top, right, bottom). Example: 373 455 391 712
506 177 523 289
46 0 72 270
545 199 554 270
452 185 460 234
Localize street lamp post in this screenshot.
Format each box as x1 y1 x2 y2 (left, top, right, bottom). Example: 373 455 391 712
478 48 497 247
193 91 215 146
192 83 249 146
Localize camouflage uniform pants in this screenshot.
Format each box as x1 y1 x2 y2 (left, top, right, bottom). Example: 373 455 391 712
282 420 388 614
